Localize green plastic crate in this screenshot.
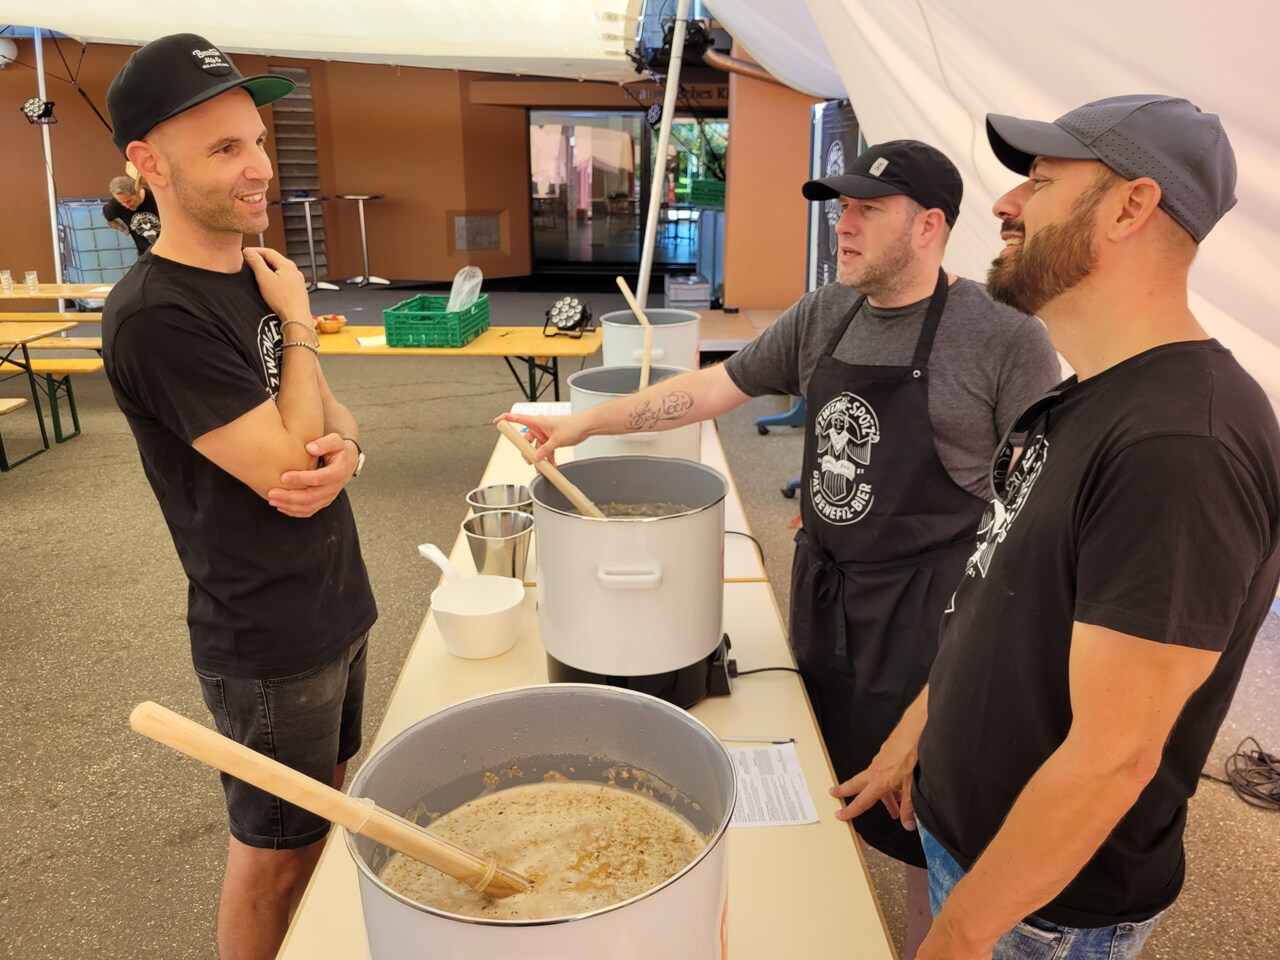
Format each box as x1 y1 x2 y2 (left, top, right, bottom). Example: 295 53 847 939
689 179 725 208
383 294 490 348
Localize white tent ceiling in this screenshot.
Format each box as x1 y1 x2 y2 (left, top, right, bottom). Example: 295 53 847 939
709 0 1280 408
2 1 646 82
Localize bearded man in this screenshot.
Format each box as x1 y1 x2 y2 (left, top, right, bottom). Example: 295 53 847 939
498 139 1060 957
839 96 1280 960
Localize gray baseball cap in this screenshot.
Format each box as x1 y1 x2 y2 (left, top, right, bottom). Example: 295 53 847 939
986 94 1236 242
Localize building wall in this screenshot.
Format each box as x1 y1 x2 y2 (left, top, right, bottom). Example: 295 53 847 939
1 36 812 296
723 58 820 309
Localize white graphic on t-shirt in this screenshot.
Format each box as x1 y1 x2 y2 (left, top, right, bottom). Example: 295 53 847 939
809 391 879 525
944 435 1050 613
130 211 161 243
258 314 283 397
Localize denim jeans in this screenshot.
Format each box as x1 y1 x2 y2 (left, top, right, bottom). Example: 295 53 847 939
919 825 1164 960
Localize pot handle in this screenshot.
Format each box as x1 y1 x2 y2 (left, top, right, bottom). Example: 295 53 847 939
597 564 663 589
631 346 665 362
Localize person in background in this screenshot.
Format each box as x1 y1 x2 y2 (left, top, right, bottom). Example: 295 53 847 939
101 34 376 960
101 173 162 252
499 139 1062 958
839 95 1280 960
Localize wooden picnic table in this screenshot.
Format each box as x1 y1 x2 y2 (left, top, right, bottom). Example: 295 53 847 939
316 325 602 402
0 319 79 467
0 283 112 301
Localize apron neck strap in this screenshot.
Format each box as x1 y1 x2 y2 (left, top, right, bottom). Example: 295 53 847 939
910 268 950 371
821 268 951 368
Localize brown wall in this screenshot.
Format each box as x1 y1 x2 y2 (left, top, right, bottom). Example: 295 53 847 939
0 37 816 294
723 58 820 309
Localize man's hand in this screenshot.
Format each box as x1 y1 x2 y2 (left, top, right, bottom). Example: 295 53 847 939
915 914 995 960
493 412 591 464
267 433 357 517
830 690 928 826
244 247 313 324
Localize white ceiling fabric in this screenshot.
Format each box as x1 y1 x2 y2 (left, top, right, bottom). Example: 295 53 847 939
710 0 1280 407
2 1 646 82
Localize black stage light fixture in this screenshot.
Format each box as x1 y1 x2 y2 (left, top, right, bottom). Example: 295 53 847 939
543 296 592 338
21 96 56 124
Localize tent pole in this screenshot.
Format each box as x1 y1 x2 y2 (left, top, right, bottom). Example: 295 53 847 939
636 0 691 312
33 28 64 286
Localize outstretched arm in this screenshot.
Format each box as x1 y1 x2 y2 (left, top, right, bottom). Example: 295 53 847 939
495 363 750 462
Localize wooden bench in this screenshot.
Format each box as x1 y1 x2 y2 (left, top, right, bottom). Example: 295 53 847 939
0 311 102 323
0 396 30 470
0 357 104 442
26 337 103 352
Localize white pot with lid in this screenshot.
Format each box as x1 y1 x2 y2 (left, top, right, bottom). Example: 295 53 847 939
530 457 726 707
568 364 700 461
600 307 701 372
346 684 735 959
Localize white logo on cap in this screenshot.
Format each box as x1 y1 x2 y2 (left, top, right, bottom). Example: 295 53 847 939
192 47 229 71
869 158 889 177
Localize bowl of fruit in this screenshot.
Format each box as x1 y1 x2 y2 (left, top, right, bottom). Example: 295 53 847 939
314 314 348 335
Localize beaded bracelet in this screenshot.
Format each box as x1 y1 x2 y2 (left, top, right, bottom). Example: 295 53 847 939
282 340 320 356
281 318 315 335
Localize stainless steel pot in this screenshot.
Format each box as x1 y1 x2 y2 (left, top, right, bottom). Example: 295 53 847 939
346 684 735 959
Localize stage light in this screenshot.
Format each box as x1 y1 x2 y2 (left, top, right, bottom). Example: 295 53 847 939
21 96 56 125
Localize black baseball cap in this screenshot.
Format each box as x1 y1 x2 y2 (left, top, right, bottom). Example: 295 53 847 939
107 34 295 155
802 140 963 226
986 95 1237 242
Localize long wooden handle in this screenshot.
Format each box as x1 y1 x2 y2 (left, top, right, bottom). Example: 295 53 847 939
616 276 654 390
495 420 606 519
129 701 531 898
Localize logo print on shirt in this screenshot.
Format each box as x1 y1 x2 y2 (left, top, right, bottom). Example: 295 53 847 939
809 391 879 525
969 434 1050 579
258 314 282 397
129 211 161 243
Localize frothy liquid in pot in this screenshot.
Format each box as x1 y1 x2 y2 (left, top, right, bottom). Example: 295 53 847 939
575 501 691 518
379 781 706 920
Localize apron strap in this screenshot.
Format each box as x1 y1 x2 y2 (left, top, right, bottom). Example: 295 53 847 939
910 268 950 372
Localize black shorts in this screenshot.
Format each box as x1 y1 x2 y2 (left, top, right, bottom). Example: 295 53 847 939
196 633 369 849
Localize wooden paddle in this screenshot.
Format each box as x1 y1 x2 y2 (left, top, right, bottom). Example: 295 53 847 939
495 420 606 519
615 275 655 390
130 701 532 898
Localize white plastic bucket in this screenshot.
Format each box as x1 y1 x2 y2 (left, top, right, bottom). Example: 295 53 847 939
568 365 700 461
600 308 701 371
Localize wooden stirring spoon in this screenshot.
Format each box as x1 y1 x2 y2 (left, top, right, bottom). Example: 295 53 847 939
615 275 655 390
130 701 532 898
495 420 606 519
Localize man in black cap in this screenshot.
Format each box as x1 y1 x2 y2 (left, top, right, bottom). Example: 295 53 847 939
842 97 1280 960
499 139 1060 956
101 34 376 960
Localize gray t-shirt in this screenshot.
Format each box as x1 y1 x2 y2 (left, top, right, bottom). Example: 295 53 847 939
723 277 1062 498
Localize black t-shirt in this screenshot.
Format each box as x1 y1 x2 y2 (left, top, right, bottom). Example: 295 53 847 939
102 191 162 253
102 251 377 679
913 340 1280 927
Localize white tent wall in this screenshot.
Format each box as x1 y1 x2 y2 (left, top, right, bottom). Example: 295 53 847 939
710 0 1280 412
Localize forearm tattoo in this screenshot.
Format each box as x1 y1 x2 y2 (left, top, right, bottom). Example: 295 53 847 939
626 391 695 431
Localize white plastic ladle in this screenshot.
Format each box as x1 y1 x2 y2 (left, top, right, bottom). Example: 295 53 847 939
418 542 524 659
418 542 461 583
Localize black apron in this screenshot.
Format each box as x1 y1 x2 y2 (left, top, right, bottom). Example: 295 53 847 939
790 270 987 867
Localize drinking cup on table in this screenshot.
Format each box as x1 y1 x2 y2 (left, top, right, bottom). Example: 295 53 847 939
0 270 12 292
24 270 39 292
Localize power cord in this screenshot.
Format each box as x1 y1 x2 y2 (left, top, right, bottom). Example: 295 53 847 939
725 529 765 564
728 663 801 678
1199 736 1280 810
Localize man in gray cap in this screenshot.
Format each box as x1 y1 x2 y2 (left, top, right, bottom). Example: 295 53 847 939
101 34 376 960
501 139 1060 957
841 96 1280 959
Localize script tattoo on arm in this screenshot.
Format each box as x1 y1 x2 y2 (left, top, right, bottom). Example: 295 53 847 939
625 390 695 431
